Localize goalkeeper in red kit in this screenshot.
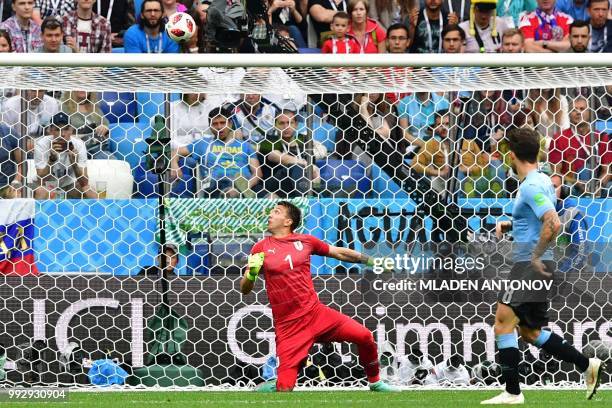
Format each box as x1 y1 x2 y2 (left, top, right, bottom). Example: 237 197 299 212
240 201 399 392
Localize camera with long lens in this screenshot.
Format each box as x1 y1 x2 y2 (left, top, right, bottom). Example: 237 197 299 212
206 0 298 53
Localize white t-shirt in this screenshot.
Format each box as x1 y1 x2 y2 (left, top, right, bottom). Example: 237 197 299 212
460 17 514 53
76 18 93 52
34 136 88 187
169 99 217 149
1 94 60 138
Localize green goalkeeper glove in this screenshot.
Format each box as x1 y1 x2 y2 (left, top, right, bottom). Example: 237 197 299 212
246 252 265 281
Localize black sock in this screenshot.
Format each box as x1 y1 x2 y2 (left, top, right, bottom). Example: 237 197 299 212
541 333 589 372
499 347 521 395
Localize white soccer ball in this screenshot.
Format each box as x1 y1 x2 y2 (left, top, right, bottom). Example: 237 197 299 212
165 12 196 43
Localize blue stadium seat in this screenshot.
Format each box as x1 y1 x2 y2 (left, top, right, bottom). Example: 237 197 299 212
111 47 124 53
595 120 611 132
298 48 322 54
136 92 166 124
100 92 138 124
108 122 151 168
311 117 337 153
316 158 371 198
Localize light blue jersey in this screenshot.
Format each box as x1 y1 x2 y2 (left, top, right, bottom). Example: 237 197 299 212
512 170 556 262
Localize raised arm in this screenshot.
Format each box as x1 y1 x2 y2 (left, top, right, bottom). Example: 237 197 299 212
327 245 372 265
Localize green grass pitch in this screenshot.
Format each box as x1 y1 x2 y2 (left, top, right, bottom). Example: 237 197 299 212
3 390 609 407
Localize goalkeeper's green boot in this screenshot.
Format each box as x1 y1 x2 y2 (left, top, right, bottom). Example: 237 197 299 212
369 380 400 392
255 380 277 392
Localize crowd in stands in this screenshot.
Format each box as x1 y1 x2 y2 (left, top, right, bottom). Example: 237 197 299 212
0 0 610 201
0 0 610 54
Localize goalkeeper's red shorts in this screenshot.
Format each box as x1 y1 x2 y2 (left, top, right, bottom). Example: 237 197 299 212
274 303 379 391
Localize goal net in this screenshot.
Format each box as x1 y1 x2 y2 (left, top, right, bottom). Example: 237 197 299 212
0 54 610 390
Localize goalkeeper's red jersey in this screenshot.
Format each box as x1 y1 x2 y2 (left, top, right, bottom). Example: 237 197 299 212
250 233 330 323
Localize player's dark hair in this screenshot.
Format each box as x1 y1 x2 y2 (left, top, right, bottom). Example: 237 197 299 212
507 128 540 164
278 201 301 231
570 19 591 34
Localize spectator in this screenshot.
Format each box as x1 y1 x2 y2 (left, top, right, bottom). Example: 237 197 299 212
556 0 588 21
500 27 525 51
369 0 416 29
321 11 360 52
33 112 97 199
333 93 411 194
496 0 536 27
170 93 218 149
441 23 465 52
347 0 387 52
272 23 300 50
188 0 209 53
137 243 180 277
386 22 410 52
549 96 611 197
459 90 513 153
36 16 72 52
309 0 348 46
96 0 132 47
62 0 112 53
410 109 451 194
32 0 75 24
397 92 450 140
171 107 263 199
258 110 321 198
168 93 217 196
61 91 114 160
519 0 573 52
357 93 401 139
162 0 187 18
569 19 589 51
587 0 611 52
384 23 412 104
232 94 279 144
444 0 471 23
124 0 179 53
0 29 12 51
459 134 505 198
409 0 457 53
0 0 42 52
0 123 23 199
460 0 514 52
2 90 60 148
526 88 567 140
267 0 307 49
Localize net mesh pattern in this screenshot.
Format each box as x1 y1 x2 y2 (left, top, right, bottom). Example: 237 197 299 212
0 63 610 389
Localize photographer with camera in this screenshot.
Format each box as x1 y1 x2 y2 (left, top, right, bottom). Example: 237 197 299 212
33 112 97 199
61 90 115 160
